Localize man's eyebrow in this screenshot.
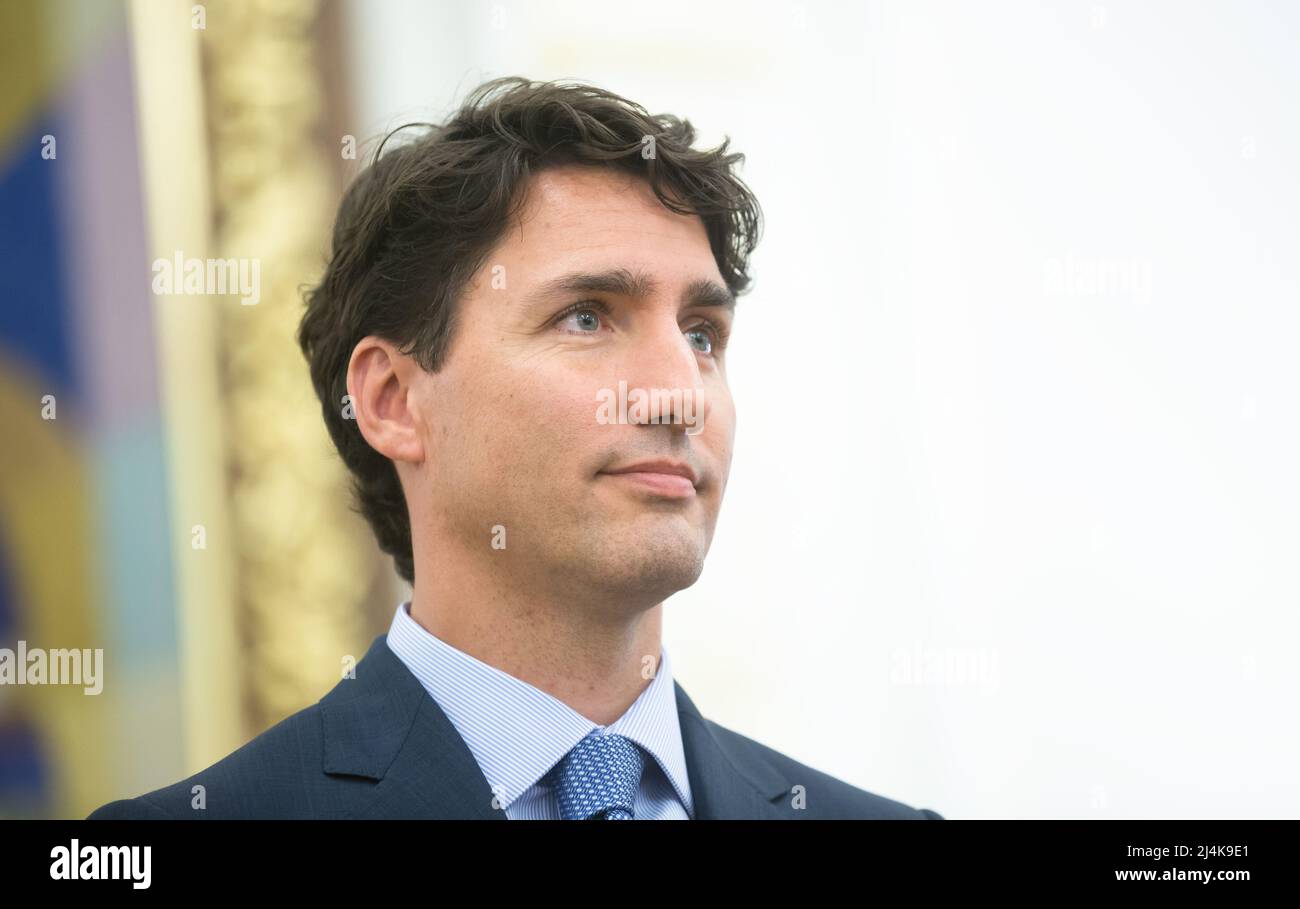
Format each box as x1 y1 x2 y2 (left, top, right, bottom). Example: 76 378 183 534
523 267 736 312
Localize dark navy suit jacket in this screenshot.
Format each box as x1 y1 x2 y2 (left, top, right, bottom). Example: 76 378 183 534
88 633 942 820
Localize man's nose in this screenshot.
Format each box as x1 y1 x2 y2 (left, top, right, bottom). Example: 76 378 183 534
623 319 710 433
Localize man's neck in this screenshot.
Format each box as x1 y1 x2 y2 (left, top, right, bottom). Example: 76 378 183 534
408 579 664 727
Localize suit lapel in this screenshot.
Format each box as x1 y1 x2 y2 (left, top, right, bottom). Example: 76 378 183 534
320 633 794 819
319 634 506 819
674 681 794 819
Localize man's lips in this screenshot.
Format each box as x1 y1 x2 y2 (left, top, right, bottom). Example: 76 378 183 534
599 460 699 498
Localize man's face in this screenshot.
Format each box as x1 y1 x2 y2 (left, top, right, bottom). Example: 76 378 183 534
408 163 737 611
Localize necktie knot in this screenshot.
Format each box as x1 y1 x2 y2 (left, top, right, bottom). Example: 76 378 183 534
547 732 645 820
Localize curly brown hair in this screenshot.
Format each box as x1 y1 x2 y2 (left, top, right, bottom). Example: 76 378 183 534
296 76 763 584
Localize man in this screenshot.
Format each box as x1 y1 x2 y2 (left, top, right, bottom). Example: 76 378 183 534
89 77 941 820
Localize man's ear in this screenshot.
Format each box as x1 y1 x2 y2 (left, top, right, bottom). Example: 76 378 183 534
346 336 425 465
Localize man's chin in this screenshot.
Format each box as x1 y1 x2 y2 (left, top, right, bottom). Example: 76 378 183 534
576 522 709 603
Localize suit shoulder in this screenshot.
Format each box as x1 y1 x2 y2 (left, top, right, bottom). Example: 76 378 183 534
86 700 330 820
701 717 944 819
86 795 174 820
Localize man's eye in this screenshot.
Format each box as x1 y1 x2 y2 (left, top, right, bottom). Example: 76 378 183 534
685 327 714 355
554 301 608 333
686 319 729 356
563 309 602 332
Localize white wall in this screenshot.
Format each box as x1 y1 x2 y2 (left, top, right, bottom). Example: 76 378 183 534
342 0 1300 819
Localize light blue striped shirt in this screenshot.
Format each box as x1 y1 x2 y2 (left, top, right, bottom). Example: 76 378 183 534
386 600 694 819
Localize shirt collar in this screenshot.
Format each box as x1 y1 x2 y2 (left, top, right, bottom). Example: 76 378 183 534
386 600 694 816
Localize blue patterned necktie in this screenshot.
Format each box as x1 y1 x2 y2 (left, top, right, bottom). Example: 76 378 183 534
547 732 646 820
